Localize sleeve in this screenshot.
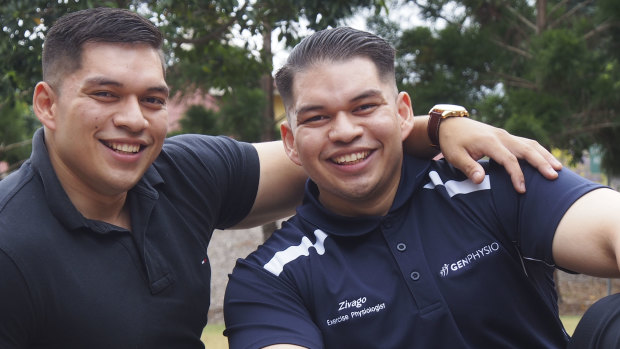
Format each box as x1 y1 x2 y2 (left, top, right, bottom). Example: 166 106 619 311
159 135 260 229
490 160 604 264
0 248 37 348
224 258 323 349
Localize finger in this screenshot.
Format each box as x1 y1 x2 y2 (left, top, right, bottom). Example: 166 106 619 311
475 143 527 193
511 138 560 180
442 148 487 184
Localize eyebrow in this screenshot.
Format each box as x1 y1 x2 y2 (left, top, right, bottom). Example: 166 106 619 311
83 77 170 97
295 89 384 117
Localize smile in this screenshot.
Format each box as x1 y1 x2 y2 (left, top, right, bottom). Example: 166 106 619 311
102 141 142 154
332 151 370 165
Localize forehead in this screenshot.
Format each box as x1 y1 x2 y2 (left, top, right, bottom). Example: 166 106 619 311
291 57 391 111
73 42 166 85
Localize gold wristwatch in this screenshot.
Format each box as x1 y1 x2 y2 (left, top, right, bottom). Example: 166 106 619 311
428 104 469 149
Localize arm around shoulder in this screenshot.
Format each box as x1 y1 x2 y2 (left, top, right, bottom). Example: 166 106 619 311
232 141 307 229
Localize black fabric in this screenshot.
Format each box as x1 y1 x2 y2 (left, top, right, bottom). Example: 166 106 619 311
0 128 260 348
568 293 620 349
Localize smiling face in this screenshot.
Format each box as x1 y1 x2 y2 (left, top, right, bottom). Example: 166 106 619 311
281 57 414 217
33 42 169 203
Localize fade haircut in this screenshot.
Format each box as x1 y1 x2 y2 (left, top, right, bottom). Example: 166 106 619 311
42 7 164 90
275 27 397 116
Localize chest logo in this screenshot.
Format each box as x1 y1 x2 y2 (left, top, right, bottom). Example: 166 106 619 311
439 242 500 277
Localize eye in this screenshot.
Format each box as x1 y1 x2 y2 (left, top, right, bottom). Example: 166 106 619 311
142 96 167 109
300 114 329 125
91 91 118 101
354 104 378 114
143 96 165 105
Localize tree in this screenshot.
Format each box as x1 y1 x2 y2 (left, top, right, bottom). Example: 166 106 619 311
376 0 620 172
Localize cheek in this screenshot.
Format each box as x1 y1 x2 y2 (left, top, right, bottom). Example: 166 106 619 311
150 112 169 136
293 132 320 162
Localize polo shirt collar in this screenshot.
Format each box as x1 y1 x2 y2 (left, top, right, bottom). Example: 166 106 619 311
297 155 431 237
30 128 162 234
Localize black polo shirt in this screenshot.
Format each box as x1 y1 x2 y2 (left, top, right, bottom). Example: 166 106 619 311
224 155 603 349
0 128 259 348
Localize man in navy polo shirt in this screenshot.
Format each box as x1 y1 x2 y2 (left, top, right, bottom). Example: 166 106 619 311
223 27 620 348
0 7 564 349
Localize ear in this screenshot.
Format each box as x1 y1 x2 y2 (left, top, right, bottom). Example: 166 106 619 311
33 81 58 130
280 121 302 166
396 91 415 141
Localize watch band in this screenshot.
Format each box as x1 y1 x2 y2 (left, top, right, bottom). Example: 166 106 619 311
428 109 443 149
427 104 469 149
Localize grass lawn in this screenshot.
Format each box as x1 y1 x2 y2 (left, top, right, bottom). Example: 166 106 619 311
201 324 227 349
202 316 583 348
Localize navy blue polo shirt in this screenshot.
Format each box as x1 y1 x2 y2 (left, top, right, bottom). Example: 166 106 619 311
224 155 603 349
0 128 259 348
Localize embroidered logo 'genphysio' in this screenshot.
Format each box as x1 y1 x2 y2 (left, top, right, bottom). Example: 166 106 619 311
439 242 500 277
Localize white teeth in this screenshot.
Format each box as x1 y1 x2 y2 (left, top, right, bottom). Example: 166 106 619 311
107 142 140 153
333 151 369 164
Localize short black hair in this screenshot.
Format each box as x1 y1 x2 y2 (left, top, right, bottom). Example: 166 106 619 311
42 7 164 89
275 27 396 113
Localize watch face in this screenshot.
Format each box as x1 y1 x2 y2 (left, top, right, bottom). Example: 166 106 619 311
429 104 469 118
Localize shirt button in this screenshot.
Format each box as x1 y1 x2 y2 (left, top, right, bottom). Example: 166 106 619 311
396 243 407 251
410 271 420 281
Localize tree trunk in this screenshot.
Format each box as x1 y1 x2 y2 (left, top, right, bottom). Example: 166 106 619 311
536 0 547 34
259 20 277 241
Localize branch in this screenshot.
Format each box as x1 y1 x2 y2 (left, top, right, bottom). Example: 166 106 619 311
173 1 250 46
490 37 533 59
560 120 620 137
505 4 537 33
549 0 594 29
411 1 458 27
0 139 32 153
549 0 571 17
583 20 619 41
492 72 538 90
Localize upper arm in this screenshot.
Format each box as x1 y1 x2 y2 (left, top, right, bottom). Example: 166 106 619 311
552 188 620 277
224 258 323 349
232 141 307 229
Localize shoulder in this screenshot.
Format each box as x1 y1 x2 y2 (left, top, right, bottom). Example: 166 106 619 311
161 134 257 161
154 134 259 180
236 217 321 275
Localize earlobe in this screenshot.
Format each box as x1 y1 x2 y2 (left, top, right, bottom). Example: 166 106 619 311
33 81 58 130
396 92 414 140
280 122 302 166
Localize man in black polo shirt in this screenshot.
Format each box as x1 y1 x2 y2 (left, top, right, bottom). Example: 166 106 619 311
223 27 620 348
0 7 564 348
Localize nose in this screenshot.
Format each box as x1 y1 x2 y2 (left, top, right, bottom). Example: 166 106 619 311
113 96 148 132
328 112 362 143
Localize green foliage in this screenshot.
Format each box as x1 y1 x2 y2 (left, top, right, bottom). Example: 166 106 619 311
376 0 620 172
177 88 266 142
218 88 266 142
0 100 34 164
177 105 222 136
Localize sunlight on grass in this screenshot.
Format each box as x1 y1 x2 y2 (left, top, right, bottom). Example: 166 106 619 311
202 324 227 349
562 315 582 336
201 315 582 348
